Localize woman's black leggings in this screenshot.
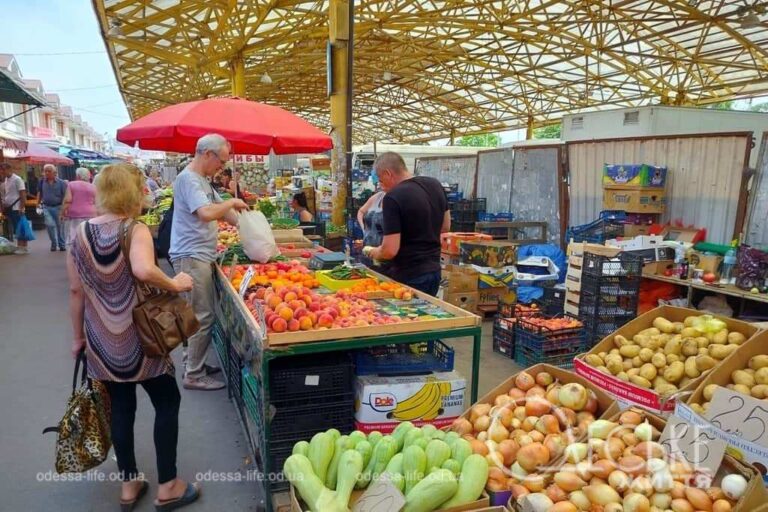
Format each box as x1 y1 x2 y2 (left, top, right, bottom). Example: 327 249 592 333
103 373 181 483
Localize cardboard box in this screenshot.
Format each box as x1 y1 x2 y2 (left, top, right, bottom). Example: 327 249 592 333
354 372 466 433
442 291 479 314
663 226 702 243
459 240 518 268
623 223 652 237
290 486 490 512
574 306 760 413
440 251 461 267
478 286 508 306
603 186 666 213
441 232 492 255
460 364 617 421
567 241 621 258
689 251 723 274
603 163 668 188
643 259 675 275
442 264 479 293
477 270 515 289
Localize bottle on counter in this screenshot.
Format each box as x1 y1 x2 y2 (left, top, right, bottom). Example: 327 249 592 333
720 248 737 285
679 259 689 280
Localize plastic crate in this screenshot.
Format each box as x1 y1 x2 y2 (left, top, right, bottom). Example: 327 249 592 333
268 443 293 492
542 287 566 316
270 397 355 445
228 344 243 401
479 212 514 222
566 211 627 244
492 318 515 358
353 340 454 376
514 346 579 369
450 210 481 223
582 251 644 278
269 353 354 406
581 314 636 346
453 198 487 212
451 221 476 233
515 316 585 348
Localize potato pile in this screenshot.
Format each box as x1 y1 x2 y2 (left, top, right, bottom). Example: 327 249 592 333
691 355 768 415
584 315 747 396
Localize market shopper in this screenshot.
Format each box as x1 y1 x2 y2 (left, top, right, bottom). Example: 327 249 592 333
170 133 249 391
357 190 389 274
1 162 28 253
67 163 200 511
38 163 67 251
61 167 96 248
365 152 450 296
291 192 314 222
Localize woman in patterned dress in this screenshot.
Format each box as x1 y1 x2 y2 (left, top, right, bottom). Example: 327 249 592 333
67 163 200 511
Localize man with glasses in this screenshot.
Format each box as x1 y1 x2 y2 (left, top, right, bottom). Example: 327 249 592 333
170 133 248 391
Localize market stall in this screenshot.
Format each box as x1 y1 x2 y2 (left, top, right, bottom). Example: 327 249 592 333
209 252 483 512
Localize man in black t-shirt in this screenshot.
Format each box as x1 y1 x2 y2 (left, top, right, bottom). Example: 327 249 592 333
364 152 450 296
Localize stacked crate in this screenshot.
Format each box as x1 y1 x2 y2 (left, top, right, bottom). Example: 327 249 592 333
449 198 487 233
578 251 643 347
265 353 355 492
514 317 586 369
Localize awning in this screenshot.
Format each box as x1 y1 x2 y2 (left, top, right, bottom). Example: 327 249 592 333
0 128 28 152
10 141 74 165
0 67 45 106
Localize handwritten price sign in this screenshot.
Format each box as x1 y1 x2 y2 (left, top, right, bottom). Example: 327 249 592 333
706 386 768 448
238 265 255 297
659 415 726 478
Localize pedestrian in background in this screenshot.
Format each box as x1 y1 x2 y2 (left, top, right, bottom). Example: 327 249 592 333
68 163 200 511
61 167 96 249
365 152 450 296
38 163 67 251
1 162 29 254
170 134 248 391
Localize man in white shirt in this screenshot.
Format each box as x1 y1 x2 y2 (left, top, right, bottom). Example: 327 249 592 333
1 162 28 254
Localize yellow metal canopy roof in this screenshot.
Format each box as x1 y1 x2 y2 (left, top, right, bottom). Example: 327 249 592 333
92 0 768 143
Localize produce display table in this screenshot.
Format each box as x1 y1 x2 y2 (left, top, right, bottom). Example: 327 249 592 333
642 271 768 314
210 264 483 512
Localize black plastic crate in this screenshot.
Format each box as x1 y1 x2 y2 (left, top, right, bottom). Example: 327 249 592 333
451 221 476 233
353 340 454 375
269 398 355 445
515 316 584 345
542 288 566 316
492 318 515 358
268 443 293 492
269 353 354 406
450 210 482 223
228 344 243 402
582 251 644 278
514 345 579 369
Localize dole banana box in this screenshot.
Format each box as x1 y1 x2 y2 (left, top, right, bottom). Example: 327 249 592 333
354 371 466 433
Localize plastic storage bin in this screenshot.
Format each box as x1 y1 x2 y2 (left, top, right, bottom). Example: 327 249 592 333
353 340 455 376
492 317 515 358
269 353 354 405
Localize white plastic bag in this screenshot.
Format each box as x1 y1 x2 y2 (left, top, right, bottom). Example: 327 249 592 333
238 210 279 263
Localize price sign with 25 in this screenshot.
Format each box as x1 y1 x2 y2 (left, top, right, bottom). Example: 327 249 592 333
706 386 768 447
659 415 726 478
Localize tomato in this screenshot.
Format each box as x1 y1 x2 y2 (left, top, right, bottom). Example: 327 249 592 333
702 272 717 283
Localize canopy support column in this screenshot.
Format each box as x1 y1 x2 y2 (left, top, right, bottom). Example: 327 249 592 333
230 53 246 98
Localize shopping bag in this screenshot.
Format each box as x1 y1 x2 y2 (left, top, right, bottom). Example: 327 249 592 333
238 210 279 263
15 215 35 241
0 237 15 255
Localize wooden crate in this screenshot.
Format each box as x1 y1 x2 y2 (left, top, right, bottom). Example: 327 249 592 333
216 266 480 348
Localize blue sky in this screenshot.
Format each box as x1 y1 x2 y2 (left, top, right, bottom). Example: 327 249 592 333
3 0 129 138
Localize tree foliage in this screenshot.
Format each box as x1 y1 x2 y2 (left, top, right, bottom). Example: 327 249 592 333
456 133 501 147
533 124 562 139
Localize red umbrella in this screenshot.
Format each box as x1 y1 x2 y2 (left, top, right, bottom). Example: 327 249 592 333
116 97 333 155
13 142 74 165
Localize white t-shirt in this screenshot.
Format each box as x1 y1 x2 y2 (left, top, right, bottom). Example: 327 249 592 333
169 168 222 263
2 173 25 209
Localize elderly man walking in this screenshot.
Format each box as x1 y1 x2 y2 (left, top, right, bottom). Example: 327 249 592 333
38 164 68 251
1 162 29 254
171 134 249 391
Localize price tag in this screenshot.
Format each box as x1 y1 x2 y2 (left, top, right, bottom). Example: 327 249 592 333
238 265 255 297
304 375 320 386
658 415 726 478
352 476 405 512
227 254 239 280
706 386 768 448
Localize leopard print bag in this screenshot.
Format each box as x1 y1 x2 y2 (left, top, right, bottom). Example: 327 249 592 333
43 352 112 473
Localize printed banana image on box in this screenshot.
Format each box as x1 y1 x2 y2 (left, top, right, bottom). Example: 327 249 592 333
354 372 466 433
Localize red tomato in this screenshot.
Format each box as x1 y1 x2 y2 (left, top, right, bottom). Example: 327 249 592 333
702 272 717 283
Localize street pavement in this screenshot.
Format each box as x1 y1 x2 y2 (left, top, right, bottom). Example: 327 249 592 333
0 233 263 511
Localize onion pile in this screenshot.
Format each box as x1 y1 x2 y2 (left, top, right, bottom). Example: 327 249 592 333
516 409 750 512
449 371 599 493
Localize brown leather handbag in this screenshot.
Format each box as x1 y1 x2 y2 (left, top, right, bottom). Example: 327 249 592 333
120 220 200 358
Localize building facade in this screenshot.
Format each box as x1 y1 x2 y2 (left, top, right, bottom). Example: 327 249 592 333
0 53 106 152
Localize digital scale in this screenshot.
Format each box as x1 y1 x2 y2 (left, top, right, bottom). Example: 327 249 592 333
308 252 349 270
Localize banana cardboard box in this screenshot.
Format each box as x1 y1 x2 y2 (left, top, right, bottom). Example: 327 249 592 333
458 241 518 268
354 372 466 434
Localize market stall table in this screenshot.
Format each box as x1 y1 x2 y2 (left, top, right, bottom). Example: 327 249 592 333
210 264 482 512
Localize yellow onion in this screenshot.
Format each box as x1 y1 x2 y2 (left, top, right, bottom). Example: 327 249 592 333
651 493 672 509
517 442 550 472
474 415 491 432
528 430 545 443
670 481 686 499
510 461 528 481
488 418 510 443
508 482 529 499
477 431 488 442
513 406 527 421
550 502 578 512
564 443 588 464
706 487 725 502
619 410 644 426
521 416 538 432
575 461 592 481
553 471 587 492
650 470 674 493
684 487 713 511
604 505 623 512
713 499 733 512
590 459 616 480
569 490 591 511
608 470 631 493
523 473 547 492
451 417 473 436
544 434 566 460
525 398 552 417
470 403 491 422
583 484 621 505
630 475 654 497
520 493 553 512
670 498 694 512
559 383 589 411
632 441 665 460
646 458 668 474
498 439 519 466
515 371 536 391
545 483 568 503
588 420 619 440
634 421 653 442
623 493 651 512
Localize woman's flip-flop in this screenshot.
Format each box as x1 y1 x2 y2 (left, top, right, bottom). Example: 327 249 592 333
155 482 200 511
120 481 149 512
